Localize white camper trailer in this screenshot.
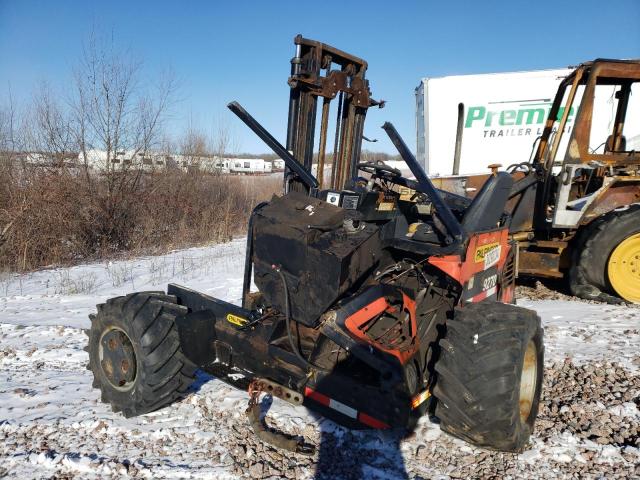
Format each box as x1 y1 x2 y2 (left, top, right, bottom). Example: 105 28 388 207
229 158 272 175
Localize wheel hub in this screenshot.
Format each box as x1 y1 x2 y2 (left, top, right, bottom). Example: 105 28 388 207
519 340 537 423
99 328 137 390
607 233 640 303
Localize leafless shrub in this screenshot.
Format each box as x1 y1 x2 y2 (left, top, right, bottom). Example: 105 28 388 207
105 261 135 288
0 165 279 272
148 258 169 285
54 270 98 295
0 269 12 296
0 29 280 274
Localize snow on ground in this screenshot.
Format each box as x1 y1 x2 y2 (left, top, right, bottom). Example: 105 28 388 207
1 237 639 479
518 299 640 370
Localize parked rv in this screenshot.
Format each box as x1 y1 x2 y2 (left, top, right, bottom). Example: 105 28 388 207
229 158 272 174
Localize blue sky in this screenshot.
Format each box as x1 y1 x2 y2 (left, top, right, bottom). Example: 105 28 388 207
1 0 639 154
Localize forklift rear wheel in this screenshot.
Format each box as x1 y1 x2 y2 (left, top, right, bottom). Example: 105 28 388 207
433 301 544 452
570 205 640 303
86 292 196 417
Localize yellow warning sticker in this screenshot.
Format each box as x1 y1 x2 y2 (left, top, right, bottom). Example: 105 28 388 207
474 242 500 263
399 187 416 202
226 313 248 327
376 201 395 211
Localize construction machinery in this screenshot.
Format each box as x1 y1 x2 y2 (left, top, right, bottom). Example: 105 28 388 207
86 35 544 454
433 59 640 303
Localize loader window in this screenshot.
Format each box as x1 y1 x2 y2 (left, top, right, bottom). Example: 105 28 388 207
622 82 640 151
589 83 621 154
546 83 584 167
589 79 639 154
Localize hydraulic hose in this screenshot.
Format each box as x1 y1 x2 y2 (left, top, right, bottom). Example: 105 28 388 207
242 202 268 309
273 266 330 373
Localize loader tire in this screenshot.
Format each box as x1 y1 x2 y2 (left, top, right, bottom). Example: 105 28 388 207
569 205 640 303
433 301 543 452
86 291 196 417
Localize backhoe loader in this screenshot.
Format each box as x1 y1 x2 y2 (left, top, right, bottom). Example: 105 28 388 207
434 59 640 303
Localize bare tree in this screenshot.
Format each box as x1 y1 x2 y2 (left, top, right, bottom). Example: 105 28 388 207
210 116 238 159
0 103 11 154
0 90 22 249
73 33 139 173
0 89 20 155
24 82 77 167
72 31 175 165
1 28 278 272
360 150 400 164
67 30 177 245
181 119 209 169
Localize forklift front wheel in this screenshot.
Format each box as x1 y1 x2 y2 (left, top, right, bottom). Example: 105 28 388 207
86 292 197 417
433 301 544 452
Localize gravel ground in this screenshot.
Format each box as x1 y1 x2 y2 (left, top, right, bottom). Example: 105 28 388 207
1 242 638 479
516 279 595 303
216 360 640 480
2 356 637 479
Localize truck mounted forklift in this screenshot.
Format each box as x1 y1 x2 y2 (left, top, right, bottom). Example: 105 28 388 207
86 35 544 454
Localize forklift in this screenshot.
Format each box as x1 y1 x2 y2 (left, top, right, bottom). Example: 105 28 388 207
86 36 544 454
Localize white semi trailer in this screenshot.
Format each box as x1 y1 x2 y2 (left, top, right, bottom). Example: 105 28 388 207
414 67 639 176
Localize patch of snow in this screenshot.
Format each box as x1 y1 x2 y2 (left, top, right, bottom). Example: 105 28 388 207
0 237 638 478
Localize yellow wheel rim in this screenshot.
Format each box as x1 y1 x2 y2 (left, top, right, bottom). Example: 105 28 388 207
519 340 537 423
608 232 640 303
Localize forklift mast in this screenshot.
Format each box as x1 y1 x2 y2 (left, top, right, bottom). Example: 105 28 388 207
285 34 383 193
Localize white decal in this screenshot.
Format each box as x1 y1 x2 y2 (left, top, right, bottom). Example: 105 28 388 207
484 245 501 270
326 192 341 206
329 399 358 419
482 274 498 291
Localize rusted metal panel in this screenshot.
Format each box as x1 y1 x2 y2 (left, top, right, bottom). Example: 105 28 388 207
431 174 493 198
581 178 640 224
430 176 471 197
433 172 528 199
517 250 564 278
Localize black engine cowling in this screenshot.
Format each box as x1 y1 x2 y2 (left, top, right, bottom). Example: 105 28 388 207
252 192 382 327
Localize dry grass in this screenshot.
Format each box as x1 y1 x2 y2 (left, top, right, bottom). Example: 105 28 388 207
0 160 280 272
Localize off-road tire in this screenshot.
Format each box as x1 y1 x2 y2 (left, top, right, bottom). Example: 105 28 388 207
569 205 640 303
433 301 544 452
86 291 196 417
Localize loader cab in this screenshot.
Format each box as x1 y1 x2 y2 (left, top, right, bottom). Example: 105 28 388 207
532 59 640 229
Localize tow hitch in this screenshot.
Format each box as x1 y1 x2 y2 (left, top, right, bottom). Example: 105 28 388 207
245 379 316 456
